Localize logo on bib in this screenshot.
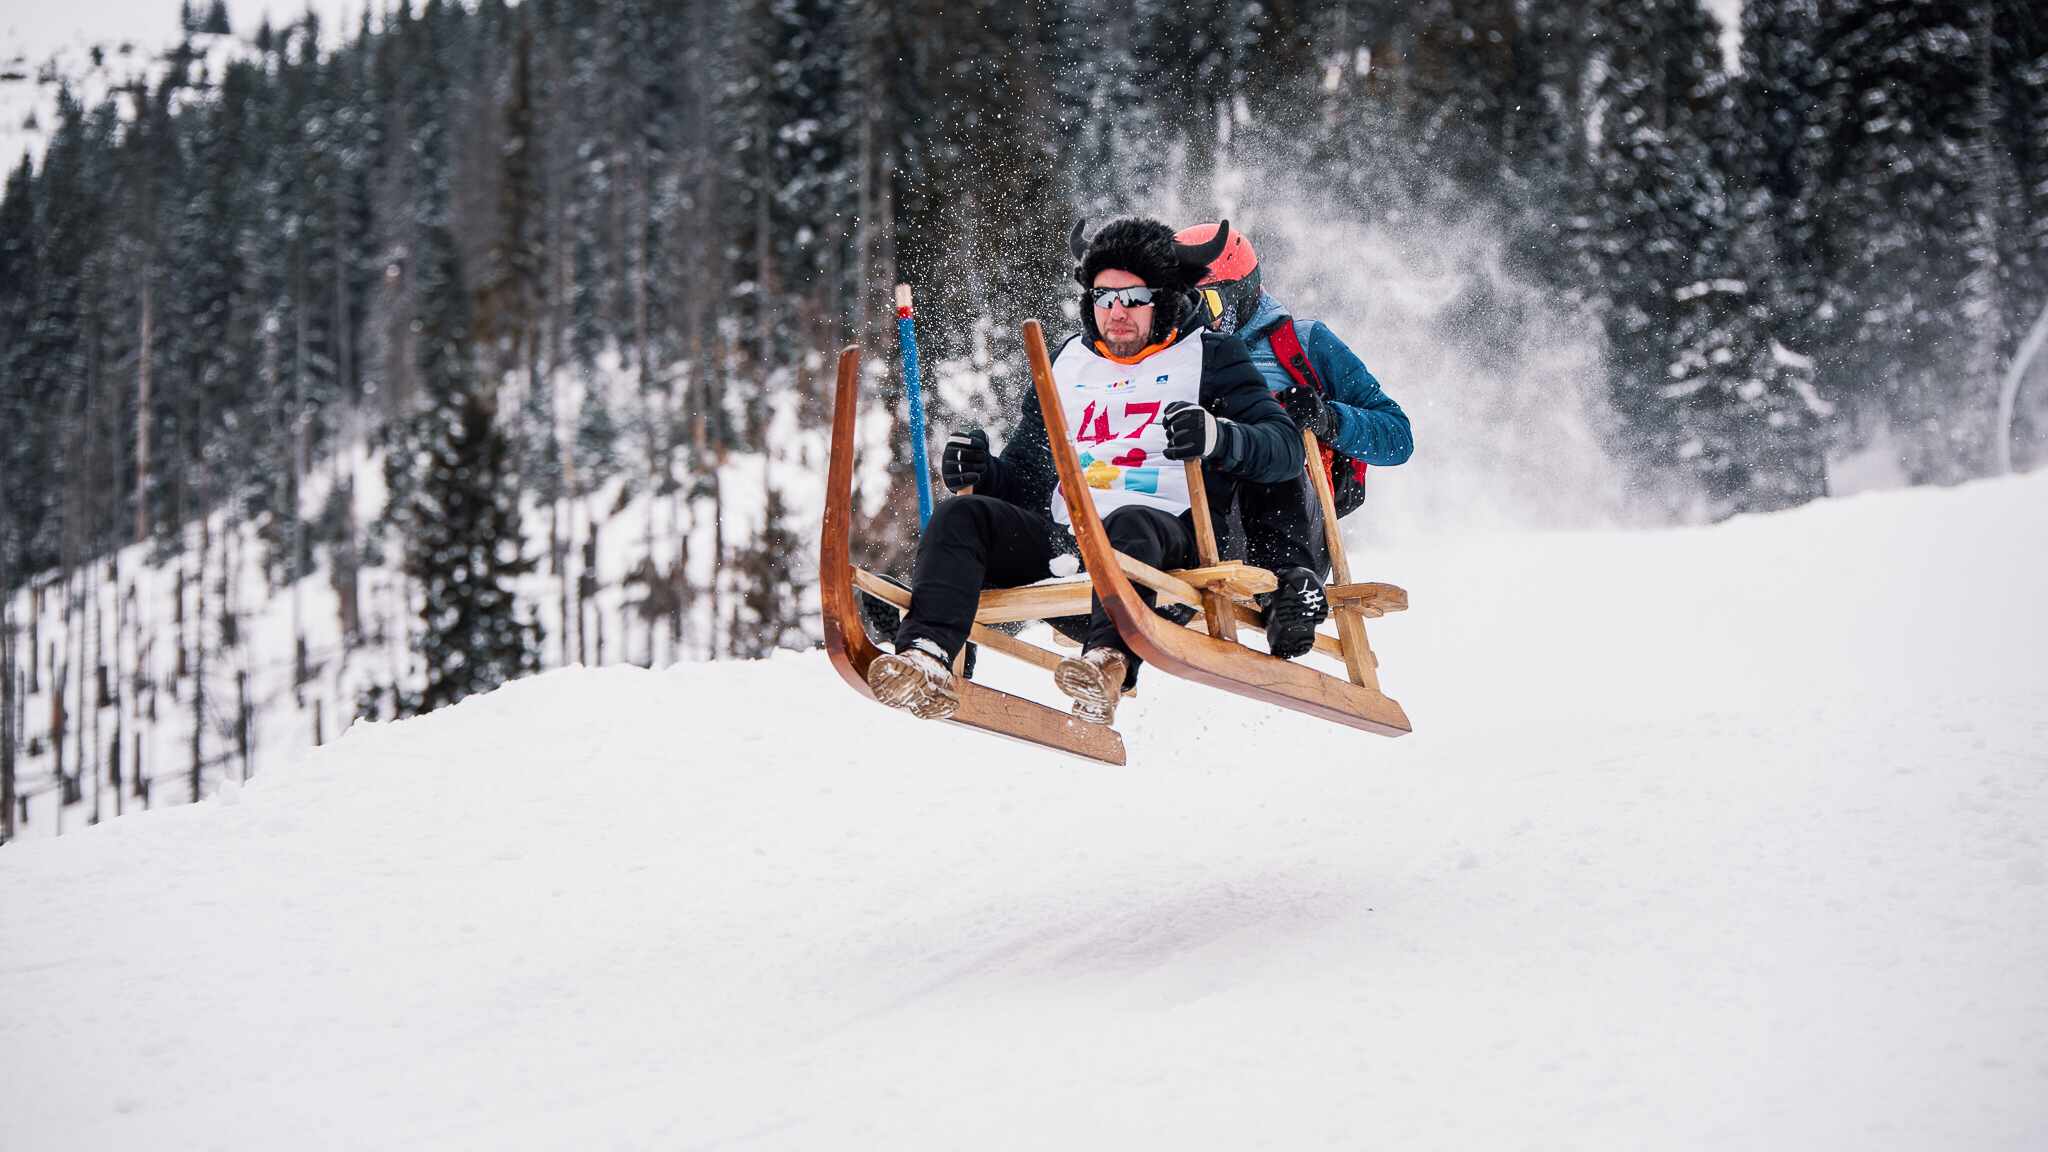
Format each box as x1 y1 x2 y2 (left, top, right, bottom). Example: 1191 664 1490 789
1106 377 1134 392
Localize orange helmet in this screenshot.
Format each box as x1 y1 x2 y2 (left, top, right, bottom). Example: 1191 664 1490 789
1175 221 1262 335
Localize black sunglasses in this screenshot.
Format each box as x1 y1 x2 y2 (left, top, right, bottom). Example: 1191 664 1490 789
1087 285 1158 310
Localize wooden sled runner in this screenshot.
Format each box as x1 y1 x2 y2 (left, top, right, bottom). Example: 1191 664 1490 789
818 323 1411 766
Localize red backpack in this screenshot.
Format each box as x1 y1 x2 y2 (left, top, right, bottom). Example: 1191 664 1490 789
1264 317 1369 518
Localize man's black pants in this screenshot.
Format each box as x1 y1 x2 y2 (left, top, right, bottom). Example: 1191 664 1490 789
1237 474 1329 578
892 495 1197 683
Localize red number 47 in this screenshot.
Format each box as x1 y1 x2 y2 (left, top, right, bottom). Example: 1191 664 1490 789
1076 400 1163 445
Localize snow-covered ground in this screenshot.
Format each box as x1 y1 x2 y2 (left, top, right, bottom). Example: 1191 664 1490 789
3 470 2044 1150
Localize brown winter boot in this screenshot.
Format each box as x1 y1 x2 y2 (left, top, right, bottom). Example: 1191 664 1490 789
1054 646 1128 726
866 646 961 721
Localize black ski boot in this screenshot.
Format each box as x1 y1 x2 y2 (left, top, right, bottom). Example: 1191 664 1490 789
1262 567 1329 659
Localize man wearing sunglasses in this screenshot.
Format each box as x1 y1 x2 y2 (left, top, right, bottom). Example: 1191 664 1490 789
866 217 1303 727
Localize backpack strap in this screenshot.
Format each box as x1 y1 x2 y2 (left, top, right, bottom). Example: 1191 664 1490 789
1262 315 1325 395
1263 316 1370 495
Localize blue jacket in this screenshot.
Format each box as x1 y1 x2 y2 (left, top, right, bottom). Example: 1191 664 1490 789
1239 292 1413 466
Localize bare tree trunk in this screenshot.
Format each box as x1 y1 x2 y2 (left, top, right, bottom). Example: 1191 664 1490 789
333 475 362 645
190 516 208 804
710 458 725 659
852 0 879 346
294 254 310 703
334 176 354 406
235 669 250 781
112 578 125 818
135 277 153 545
1996 300 2048 475
75 568 89 822
27 583 39 694
551 503 568 666
51 657 67 792
91 559 105 824
2 587 16 845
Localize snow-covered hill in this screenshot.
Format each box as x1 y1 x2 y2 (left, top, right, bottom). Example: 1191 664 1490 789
1 4 362 167
2 472 2045 1149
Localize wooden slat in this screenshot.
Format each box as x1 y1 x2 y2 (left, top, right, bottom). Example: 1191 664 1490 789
972 581 1096 624
1324 581 1408 617
851 567 911 608
1112 554 1202 608
967 623 1062 673
1182 561 1277 599
1302 429 1382 691
1181 460 1237 643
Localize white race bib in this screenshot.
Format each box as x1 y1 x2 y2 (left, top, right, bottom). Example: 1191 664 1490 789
1048 333 1205 526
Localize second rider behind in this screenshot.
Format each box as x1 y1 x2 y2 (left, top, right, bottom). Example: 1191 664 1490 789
1176 222 1414 659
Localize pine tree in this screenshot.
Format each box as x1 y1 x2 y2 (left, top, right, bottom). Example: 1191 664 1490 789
727 479 806 658
1734 0 1825 364
400 223 541 714
1809 0 1987 482
0 157 38 580
1663 278 1830 514
1580 0 1734 507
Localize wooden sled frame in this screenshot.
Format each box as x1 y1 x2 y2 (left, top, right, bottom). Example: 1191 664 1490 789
1021 319 1412 739
820 323 1410 766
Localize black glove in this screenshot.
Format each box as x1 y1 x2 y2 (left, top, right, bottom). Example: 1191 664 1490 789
1162 401 1237 462
941 428 991 492
1276 385 1337 442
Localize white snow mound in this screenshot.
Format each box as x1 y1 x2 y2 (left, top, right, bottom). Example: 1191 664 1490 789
4 474 2047 1150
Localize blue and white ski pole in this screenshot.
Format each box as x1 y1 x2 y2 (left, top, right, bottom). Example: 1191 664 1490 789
896 283 935 529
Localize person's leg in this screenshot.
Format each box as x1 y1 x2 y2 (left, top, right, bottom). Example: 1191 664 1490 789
1240 476 1330 659
892 494 1060 663
1240 475 1324 577
1057 505 1196 724
1081 506 1198 665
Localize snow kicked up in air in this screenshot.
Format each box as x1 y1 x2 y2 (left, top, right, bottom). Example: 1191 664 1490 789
3 469 2045 1150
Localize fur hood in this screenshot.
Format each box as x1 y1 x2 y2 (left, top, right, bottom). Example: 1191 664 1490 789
1069 217 1231 353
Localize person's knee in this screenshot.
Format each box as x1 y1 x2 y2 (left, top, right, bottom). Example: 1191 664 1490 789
1104 508 1177 566
929 493 997 542
1102 507 1150 543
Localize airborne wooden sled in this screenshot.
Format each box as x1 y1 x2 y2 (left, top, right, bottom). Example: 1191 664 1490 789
818 322 1411 766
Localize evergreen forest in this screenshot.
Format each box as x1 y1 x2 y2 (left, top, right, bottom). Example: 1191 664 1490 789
1 0 2044 835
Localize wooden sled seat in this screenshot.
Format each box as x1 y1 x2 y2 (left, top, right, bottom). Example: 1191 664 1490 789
855 560 1279 625
852 563 1408 668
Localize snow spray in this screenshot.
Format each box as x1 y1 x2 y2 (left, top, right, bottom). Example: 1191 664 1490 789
1087 158 1626 538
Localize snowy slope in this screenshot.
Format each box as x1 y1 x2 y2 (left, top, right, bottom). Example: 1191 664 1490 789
3 473 2046 1150
1 4 363 168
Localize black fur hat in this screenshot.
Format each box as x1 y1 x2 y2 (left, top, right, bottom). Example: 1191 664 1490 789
1070 217 1231 352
